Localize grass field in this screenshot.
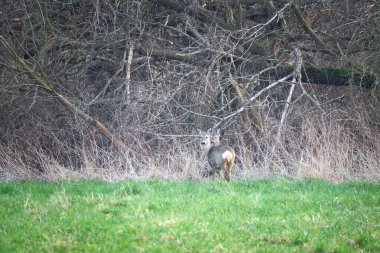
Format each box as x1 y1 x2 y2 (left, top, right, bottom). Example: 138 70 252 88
0 179 379 252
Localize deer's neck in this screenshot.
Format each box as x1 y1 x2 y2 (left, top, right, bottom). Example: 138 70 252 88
201 145 211 156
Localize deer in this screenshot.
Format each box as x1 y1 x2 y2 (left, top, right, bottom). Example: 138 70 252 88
198 129 235 181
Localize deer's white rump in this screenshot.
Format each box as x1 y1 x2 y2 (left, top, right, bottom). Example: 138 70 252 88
198 129 235 181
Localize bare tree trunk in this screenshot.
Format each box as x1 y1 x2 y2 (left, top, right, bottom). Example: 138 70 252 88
268 43 303 172
275 44 302 141
125 42 134 103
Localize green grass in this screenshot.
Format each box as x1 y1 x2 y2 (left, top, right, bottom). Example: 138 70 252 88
0 179 379 252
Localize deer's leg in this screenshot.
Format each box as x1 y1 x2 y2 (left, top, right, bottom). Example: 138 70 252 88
220 161 229 181
225 162 232 181
205 166 219 180
203 168 214 178
221 161 230 181
209 166 221 180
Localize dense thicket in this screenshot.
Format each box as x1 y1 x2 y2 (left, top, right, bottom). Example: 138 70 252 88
0 0 379 180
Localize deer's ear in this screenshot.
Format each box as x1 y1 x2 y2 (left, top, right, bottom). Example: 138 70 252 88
197 129 202 134
216 128 220 135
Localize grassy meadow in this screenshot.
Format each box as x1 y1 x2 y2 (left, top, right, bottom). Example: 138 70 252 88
0 179 379 252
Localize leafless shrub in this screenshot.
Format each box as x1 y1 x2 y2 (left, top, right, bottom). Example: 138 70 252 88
0 0 379 181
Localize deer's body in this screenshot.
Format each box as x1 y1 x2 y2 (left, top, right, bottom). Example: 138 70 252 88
199 129 235 181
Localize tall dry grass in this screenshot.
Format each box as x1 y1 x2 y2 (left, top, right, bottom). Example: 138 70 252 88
1 84 379 182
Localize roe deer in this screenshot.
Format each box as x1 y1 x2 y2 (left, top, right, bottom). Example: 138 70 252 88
198 129 235 181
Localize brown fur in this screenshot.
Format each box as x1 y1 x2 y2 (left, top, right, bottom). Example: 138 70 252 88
199 129 235 181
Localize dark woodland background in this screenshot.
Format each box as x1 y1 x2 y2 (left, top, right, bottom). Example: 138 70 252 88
0 0 379 181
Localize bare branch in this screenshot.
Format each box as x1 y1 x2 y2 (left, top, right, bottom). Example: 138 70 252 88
291 1 328 51
0 35 132 155
150 0 234 30
214 73 294 129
